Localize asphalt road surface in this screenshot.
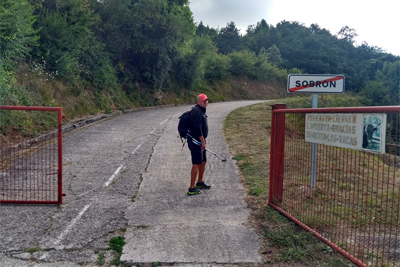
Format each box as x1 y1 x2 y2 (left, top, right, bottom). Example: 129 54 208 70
0 100 266 266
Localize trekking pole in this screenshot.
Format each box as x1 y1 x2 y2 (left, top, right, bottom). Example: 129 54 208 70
187 134 227 162
205 147 227 162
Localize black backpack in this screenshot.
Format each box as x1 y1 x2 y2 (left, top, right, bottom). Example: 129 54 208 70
177 107 194 142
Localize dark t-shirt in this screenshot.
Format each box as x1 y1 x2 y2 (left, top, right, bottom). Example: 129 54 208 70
189 104 208 140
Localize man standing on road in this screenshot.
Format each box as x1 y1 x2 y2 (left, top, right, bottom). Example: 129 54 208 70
187 94 211 195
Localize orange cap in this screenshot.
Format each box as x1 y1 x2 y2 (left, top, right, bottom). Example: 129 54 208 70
197 94 208 101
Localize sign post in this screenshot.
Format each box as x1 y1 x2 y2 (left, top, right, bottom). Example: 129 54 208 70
287 74 345 188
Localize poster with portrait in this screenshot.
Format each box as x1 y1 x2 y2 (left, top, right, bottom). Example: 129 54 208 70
361 114 386 153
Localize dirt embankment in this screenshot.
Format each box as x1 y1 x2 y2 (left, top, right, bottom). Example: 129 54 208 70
206 77 286 102
225 77 287 100
15 61 286 123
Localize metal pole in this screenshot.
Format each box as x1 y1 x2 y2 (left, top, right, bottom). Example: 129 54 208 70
269 104 286 204
58 108 63 204
310 94 318 188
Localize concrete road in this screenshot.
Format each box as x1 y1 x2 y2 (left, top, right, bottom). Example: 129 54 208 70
0 100 265 266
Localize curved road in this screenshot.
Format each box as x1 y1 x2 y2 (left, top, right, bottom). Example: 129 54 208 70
0 100 265 266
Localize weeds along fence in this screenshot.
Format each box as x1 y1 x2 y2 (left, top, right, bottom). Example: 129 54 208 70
0 106 64 204
269 104 400 267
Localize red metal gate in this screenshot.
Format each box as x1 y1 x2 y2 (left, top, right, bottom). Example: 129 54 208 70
0 106 64 204
269 105 400 267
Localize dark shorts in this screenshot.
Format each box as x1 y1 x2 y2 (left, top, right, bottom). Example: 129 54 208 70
188 138 207 165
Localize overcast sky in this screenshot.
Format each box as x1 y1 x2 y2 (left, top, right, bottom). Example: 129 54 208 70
189 0 400 57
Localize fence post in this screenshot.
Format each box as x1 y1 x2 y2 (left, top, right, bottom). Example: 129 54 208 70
58 108 63 204
269 104 286 204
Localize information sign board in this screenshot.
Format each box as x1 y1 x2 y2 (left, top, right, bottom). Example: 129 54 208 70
305 113 386 154
288 74 345 93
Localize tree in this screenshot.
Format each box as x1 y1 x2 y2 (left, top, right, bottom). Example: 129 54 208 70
0 0 39 72
360 60 400 106
214 21 241 55
191 34 228 83
337 26 358 44
265 45 282 66
0 0 39 105
92 0 195 89
32 0 118 89
242 19 282 55
195 21 217 38
309 23 331 36
28 0 45 10
173 35 216 87
228 49 257 77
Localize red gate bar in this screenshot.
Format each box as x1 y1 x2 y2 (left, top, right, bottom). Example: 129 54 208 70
272 106 400 114
269 104 286 203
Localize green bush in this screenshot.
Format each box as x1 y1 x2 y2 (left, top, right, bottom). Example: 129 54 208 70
203 54 229 83
173 53 202 88
91 59 118 90
34 0 117 90
253 59 288 84
0 83 38 106
228 50 257 77
109 236 125 254
0 0 39 72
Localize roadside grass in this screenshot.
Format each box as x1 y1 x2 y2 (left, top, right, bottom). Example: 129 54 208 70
97 252 105 265
223 100 357 266
109 235 126 266
25 247 40 253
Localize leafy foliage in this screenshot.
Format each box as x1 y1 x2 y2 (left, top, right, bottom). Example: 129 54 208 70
265 45 283 66
1 0 399 108
0 0 39 105
32 0 116 89
360 61 400 106
228 50 257 77
214 21 242 55
0 0 39 71
196 21 217 38
203 53 230 83
109 236 125 254
91 0 195 89
242 19 282 55
226 49 287 83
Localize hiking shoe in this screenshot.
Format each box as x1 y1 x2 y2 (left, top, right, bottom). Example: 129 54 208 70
187 187 201 195
196 181 211 189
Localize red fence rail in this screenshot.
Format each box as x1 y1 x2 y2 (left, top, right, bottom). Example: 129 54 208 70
0 106 64 204
269 105 400 267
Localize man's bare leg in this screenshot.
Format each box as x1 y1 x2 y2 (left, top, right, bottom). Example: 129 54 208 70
190 164 200 188
197 161 206 183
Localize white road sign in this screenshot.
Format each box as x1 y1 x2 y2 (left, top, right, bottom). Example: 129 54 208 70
287 74 345 93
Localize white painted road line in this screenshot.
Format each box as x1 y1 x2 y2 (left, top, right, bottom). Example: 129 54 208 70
132 143 143 154
53 117 169 247
104 165 123 187
39 253 48 260
54 204 90 245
